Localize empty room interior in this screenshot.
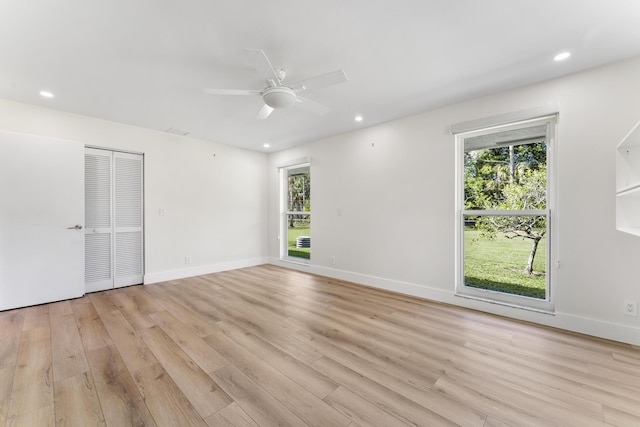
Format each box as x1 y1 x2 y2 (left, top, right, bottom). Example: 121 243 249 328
2 1 640 426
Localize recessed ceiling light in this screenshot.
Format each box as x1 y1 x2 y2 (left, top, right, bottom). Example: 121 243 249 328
354 115 363 122
554 52 571 62
263 143 270 148
39 90 54 98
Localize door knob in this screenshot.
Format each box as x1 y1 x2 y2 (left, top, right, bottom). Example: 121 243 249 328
67 225 83 230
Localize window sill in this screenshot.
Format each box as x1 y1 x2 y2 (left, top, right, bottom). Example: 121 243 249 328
455 287 555 315
280 257 311 267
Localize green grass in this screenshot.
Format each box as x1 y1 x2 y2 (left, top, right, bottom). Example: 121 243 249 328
287 225 310 259
464 227 546 299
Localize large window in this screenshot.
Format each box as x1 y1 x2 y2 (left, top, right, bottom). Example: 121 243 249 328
280 163 311 261
455 116 556 310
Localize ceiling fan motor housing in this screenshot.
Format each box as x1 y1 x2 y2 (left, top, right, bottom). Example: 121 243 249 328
263 87 296 109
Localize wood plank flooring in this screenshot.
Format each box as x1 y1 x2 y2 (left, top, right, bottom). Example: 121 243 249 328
1 264 639 426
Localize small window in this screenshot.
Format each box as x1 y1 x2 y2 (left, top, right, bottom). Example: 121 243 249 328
280 164 311 261
455 116 556 310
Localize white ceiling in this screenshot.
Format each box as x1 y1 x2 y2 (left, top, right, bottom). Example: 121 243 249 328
2 1 640 152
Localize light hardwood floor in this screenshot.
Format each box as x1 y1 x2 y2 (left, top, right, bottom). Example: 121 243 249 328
1 265 639 426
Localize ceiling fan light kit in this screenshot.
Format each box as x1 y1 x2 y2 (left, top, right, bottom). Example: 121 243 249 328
204 48 347 119
263 87 296 109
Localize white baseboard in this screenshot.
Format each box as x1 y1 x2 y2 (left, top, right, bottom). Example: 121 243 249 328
144 257 268 284
268 258 640 346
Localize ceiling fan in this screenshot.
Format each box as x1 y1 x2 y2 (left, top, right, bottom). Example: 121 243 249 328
204 48 348 119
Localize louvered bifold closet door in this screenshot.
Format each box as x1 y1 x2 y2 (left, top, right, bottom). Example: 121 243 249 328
113 151 144 287
85 148 114 292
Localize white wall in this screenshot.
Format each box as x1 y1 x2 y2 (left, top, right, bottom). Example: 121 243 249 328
268 56 640 345
0 99 268 284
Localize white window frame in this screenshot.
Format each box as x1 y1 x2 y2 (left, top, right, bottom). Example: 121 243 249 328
279 162 311 264
454 115 557 312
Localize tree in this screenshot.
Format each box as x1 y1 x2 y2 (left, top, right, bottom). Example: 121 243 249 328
288 173 310 227
464 142 546 210
476 166 546 275
465 142 547 275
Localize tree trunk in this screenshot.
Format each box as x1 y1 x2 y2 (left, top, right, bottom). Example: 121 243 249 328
509 145 515 183
525 237 540 275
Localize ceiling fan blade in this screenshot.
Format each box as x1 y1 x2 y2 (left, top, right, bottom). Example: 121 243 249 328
291 70 348 92
257 104 274 120
204 88 261 96
244 48 280 87
296 96 330 115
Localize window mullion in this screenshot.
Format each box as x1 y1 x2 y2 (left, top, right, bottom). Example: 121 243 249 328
462 209 548 216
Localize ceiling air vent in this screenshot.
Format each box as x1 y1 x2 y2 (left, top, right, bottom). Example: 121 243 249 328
165 128 190 136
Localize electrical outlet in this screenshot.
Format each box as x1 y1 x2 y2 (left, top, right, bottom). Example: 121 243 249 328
185 256 191 265
624 300 638 316
330 256 336 265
